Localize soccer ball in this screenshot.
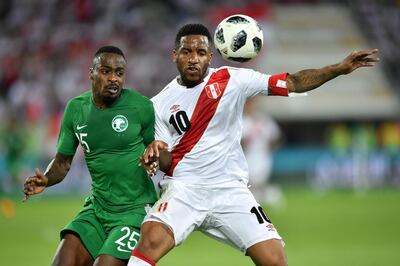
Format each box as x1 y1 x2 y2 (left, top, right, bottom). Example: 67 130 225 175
214 14 263 63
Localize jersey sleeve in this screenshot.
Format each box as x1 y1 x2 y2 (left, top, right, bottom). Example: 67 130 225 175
232 68 289 98
56 100 78 155
141 100 155 146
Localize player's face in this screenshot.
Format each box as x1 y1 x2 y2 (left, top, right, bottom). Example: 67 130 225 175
90 53 126 107
173 35 212 87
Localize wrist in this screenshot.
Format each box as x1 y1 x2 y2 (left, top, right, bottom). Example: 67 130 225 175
333 62 347 76
43 174 53 187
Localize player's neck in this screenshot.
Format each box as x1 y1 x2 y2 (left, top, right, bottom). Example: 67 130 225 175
178 69 209 88
92 94 119 109
177 77 199 88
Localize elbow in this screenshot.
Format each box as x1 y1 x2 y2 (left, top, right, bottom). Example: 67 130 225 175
64 162 72 173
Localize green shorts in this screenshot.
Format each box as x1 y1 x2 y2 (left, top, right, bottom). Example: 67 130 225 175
61 196 150 260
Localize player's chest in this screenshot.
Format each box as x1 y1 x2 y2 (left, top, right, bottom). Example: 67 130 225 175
160 83 236 137
73 107 142 152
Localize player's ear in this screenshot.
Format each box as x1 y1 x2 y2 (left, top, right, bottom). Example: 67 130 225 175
89 68 94 80
172 49 177 63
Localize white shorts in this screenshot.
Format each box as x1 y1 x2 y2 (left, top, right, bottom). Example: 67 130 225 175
143 179 283 253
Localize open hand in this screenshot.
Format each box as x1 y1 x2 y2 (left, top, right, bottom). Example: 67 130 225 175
339 49 379 74
23 168 48 202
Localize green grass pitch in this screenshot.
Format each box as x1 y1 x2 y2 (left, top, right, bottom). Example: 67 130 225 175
1 187 399 266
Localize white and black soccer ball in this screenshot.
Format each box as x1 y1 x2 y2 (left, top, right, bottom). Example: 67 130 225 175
214 14 263 63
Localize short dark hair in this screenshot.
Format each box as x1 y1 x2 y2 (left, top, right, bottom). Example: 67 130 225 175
175 23 213 49
94 46 125 59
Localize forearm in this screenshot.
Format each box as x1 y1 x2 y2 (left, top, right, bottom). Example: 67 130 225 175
44 155 72 187
287 63 344 93
159 150 172 173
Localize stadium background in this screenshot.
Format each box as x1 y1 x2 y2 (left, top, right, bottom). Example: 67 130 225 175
0 0 399 265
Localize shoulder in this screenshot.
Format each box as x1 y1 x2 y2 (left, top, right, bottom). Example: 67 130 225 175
220 67 268 85
66 90 91 109
71 90 91 101
208 66 256 81
123 88 152 106
122 89 154 118
214 66 253 76
151 78 178 105
212 66 240 73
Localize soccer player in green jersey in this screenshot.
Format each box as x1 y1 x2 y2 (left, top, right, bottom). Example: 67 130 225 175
23 46 158 266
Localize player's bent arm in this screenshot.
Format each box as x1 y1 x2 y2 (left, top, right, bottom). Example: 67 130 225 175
45 152 74 187
287 49 379 93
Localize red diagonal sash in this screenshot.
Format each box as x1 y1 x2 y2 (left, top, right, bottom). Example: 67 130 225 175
167 69 231 176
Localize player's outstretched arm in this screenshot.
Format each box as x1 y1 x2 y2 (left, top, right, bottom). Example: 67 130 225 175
287 49 379 93
23 152 73 201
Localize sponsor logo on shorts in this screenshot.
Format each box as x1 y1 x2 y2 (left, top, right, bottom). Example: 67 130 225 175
157 202 168 212
266 223 276 231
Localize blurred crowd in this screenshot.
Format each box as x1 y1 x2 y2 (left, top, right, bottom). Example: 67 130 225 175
0 0 273 193
0 0 399 194
350 0 400 95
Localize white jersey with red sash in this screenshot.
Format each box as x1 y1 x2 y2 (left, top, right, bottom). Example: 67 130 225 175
152 67 288 186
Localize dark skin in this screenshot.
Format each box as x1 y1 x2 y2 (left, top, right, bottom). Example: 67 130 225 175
140 35 212 172
142 37 380 168
139 35 213 173
286 49 380 93
23 53 128 266
143 38 380 164
174 35 212 87
136 34 380 265
90 52 126 108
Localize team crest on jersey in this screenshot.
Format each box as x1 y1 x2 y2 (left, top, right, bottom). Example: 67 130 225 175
205 83 221 99
112 115 128 132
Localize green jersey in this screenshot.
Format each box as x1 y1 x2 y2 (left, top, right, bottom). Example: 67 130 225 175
57 89 157 211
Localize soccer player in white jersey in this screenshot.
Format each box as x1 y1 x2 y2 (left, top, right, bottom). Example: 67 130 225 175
128 24 379 266
242 98 282 205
